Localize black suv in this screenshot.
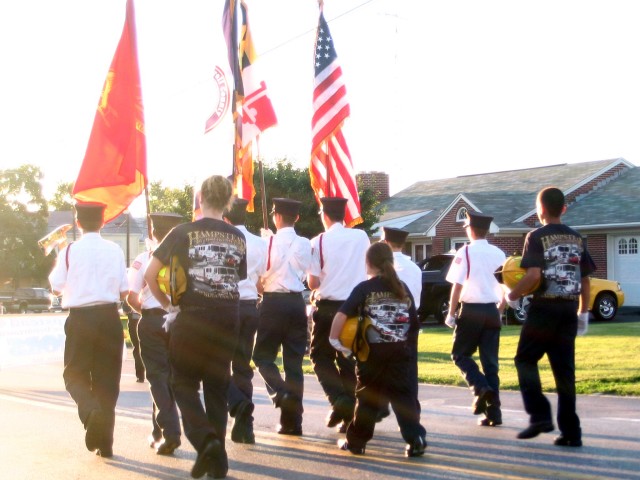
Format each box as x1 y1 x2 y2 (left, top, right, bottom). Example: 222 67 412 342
417 254 455 323
6 288 54 314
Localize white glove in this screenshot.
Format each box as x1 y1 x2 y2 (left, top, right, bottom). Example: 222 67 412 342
162 305 180 332
445 314 456 329
329 337 352 357
577 312 589 336
260 228 274 239
506 292 521 311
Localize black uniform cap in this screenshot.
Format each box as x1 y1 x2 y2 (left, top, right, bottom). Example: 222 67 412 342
270 198 301 217
382 227 409 244
319 197 348 217
74 201 106 223
150 212 183 233
463 211 493 230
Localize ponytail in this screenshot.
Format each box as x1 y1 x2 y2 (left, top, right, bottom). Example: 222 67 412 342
367 242 409 301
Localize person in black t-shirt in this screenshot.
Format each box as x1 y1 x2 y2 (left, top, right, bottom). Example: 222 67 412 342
329 242 427 458
145 175 247 479
506 187 595 448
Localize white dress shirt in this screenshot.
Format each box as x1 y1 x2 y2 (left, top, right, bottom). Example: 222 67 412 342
236 225 267 300
393 251 422 309
261 227 312 293
128 250 164 309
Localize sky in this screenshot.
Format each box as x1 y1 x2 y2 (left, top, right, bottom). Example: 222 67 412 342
2 0 640 215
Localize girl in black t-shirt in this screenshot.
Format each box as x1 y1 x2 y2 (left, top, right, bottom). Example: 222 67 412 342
329 242 427 457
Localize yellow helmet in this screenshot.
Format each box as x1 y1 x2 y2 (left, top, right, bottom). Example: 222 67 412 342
339 315 371 362
156 255 187 306
496 255 541 295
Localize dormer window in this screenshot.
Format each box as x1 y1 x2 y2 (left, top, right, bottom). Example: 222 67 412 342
456 207 468 222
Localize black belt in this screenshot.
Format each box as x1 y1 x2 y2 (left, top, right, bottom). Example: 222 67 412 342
240 299 258 304
316 299 345 306
70 303 118 312
461 302 497 306
263 291 302 296
142 308 167 315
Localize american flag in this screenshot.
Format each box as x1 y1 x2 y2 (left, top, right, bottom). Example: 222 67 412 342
310 11 362 227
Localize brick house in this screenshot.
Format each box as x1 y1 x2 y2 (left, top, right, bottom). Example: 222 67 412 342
372 158 640 306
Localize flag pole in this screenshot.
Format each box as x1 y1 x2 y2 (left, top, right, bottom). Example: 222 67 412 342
144 185 152 240
325 141 332 197
256 136 269 229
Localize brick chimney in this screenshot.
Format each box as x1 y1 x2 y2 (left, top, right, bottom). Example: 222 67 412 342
357 171 390 202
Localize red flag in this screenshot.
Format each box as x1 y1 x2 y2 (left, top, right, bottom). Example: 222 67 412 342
310 11 362 227
72 0 147 224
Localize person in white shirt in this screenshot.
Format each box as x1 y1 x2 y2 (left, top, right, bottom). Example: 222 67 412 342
127 212 183 455
253 198 312 436
307 197 370 433
445 211 506 427
48 202 129 458
222 198 267 444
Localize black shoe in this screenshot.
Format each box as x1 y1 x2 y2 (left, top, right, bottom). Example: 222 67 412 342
472 387 495 415
231 418 256 444
85 409 106 452
517 421 554 439
326 409 342 428
276 424 302 436
338 439 365 455
206 447 229 479
337 421 349 434
405 436 427 457
136 377 145 383
96 447 113 458
191 438 223 479
279 392 301 416
156 437 181 455
554 435 582 447
478 417 503 427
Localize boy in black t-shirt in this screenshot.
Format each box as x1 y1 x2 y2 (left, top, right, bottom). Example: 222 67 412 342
506 187 595 448
145 175 247 479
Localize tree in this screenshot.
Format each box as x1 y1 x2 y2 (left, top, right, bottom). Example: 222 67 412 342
148 181 194 222
245 160 383 239
49 181 74 210
0 165 53 288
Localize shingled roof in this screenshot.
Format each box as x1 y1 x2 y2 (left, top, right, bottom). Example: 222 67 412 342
376 158 636 236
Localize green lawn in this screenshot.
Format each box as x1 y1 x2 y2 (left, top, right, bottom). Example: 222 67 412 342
124 318 640 396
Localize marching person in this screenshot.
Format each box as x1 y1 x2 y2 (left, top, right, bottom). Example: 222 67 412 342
222 197 267 444
445 211 506 427
122 301 145 383
307 197 369 433
127 212 184 455
48 201 129 458
507 187 595 447
145 175 247 479
253 198 312 436
329 242 427 458
381 227 422 311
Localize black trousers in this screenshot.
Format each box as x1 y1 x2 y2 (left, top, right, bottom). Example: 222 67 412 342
139 308 180 441
515 301 581 439
228 300 259 421
128 313 145 380
253 293 307 425
347 344 426 450
169 305 238 452
63 304 123 448
451 302 501 397
310 300 356 406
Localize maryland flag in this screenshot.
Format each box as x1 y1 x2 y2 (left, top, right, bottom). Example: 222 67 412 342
38 224 73 256
72 0 147 224
223 0 277 211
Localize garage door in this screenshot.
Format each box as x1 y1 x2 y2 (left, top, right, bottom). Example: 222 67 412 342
613 236 640 306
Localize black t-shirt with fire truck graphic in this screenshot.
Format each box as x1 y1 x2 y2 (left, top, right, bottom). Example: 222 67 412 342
520 223 596 302
339 276 419 345
153 217 247 307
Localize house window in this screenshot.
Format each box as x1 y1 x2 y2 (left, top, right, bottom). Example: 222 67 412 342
618 238 638 255
413 243 432 263
452 238 468 251
456 207 468 222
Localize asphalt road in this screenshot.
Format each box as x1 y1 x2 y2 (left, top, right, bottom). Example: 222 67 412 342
0 312 639 479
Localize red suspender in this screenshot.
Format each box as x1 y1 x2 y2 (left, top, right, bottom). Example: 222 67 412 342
65 243 72 270
319 234 324 270
464 246 470 280
267 236 273 270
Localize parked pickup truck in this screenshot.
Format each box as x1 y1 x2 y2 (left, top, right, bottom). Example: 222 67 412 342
417 254 454 323
4 288 55 314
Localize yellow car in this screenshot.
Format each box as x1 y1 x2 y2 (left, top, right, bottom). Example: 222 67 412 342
588 277 625 321
507 277 625 324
